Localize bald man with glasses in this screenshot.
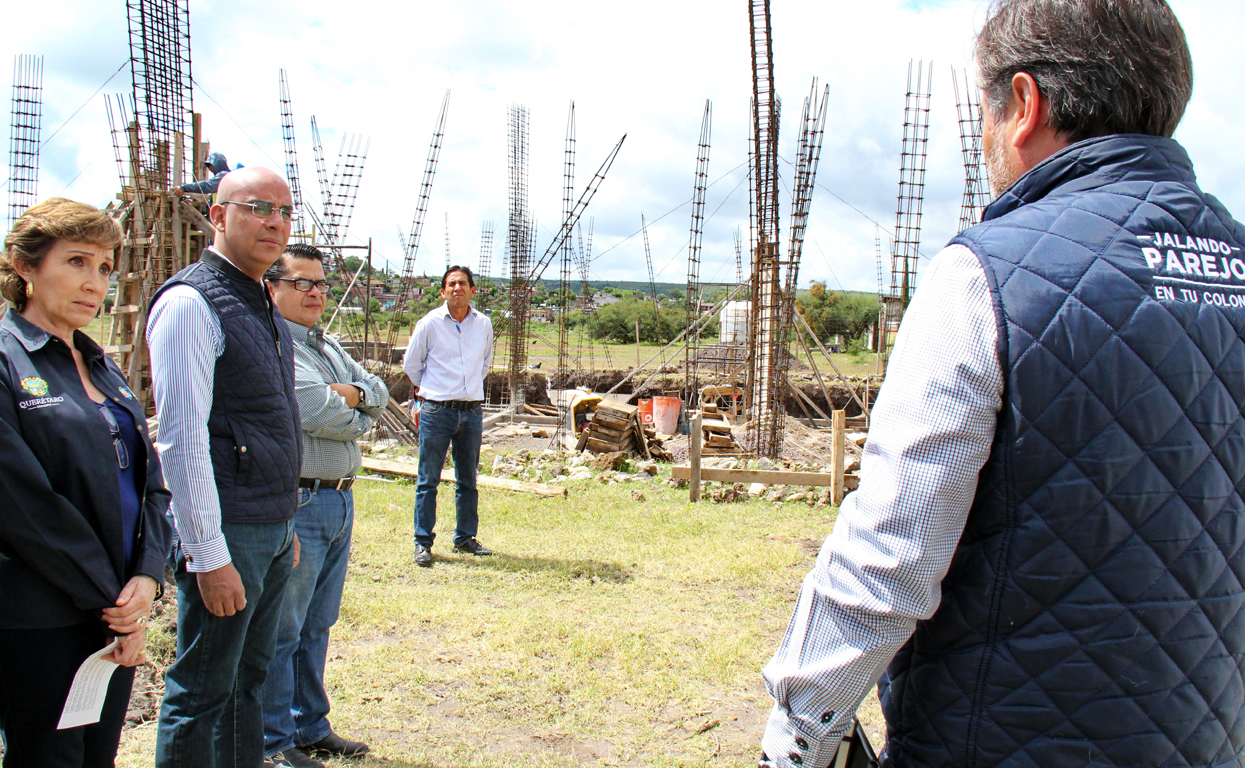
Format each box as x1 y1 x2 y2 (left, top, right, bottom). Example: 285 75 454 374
148 166 305 768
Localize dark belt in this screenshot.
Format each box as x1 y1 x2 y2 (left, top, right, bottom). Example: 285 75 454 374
300 477 355 492
429 399 483 411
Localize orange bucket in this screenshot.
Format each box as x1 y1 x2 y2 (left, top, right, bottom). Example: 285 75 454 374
638 399 654 424
652 396 681 434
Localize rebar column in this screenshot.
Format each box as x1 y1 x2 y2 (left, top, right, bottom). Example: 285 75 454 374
881 60 933 355
684 99 712 403
444 212 451 270
398 90 449 307
504 104 532 408
278 69 305 226
323 133 370 270
953 67 990 232
8 54 42 229
748 0 785 459
556 102 576 383
477 220 495 283
575 220 595 372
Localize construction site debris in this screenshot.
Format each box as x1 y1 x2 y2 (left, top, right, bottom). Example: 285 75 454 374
590 451 630 471
577 398 675 462
690 406 746 456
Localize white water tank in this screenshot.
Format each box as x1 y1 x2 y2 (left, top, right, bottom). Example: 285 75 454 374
719 300 751 344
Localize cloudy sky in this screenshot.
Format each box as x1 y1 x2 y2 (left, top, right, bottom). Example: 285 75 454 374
5 0 1243 294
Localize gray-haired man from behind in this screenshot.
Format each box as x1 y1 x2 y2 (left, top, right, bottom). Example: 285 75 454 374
761 2 1245 767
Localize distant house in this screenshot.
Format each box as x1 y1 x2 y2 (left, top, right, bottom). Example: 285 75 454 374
591 291 621 309
346 279 388 302
529 307 554 323
379 291 401 311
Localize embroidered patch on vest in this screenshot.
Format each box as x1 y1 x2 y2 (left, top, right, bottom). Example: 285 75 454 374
20 377 48 397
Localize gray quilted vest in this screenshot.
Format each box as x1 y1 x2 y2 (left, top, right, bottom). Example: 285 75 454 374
882 136 1245 768
151 249 300 524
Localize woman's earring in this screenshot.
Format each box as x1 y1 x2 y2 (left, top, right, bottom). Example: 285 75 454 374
24 282 32 298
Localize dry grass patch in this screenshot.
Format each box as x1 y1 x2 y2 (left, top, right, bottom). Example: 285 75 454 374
118 465 889 767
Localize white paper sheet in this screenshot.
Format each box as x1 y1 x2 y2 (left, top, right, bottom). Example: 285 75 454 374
57 640 120 730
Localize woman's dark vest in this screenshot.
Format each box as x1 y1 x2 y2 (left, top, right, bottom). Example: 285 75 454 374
151 250 300 523
882 136 1245 768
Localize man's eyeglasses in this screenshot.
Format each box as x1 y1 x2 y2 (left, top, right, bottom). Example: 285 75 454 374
222 200 297 223
278 278 330 293
99 405 130 471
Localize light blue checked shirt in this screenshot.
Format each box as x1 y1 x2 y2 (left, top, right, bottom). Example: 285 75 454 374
284 318 389 480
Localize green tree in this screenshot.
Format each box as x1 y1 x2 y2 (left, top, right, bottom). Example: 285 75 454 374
588 298 682 343
796 282 879 344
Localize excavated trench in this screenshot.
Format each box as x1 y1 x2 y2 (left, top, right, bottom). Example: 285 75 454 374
386 369 879 418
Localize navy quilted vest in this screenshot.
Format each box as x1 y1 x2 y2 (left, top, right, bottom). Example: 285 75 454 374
882 136 1245 768
151 249 300 524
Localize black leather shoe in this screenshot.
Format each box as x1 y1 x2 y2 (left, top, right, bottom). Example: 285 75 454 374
453 538 493 556
304 730 371 758
267 750 323 768
415 543 433 567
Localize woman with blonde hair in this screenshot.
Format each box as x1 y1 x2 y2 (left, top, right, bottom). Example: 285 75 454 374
0 197 172 766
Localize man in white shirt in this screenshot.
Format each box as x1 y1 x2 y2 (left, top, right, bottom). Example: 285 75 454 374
403 266 494 567
760 2 1245 767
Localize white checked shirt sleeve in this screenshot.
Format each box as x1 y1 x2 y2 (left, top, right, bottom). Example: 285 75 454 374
147 285 229 573
761 244 1003 768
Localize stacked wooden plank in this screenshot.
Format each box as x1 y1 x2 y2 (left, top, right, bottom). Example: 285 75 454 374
577 399 674 461
698 403 745 456
522 403 560 417
579 400 637 453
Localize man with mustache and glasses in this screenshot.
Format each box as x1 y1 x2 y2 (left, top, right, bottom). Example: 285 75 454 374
260 243 386 767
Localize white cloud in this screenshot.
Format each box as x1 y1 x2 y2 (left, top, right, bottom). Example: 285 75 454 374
4 0 1241 294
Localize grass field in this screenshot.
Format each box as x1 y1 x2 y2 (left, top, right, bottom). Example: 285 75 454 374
116 461 884 767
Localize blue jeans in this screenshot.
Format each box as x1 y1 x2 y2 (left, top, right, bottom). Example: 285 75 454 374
414 402 483 547
262 487 353 755
156 519 296 768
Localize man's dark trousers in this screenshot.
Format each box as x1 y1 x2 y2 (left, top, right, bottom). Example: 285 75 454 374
155 521 294 768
